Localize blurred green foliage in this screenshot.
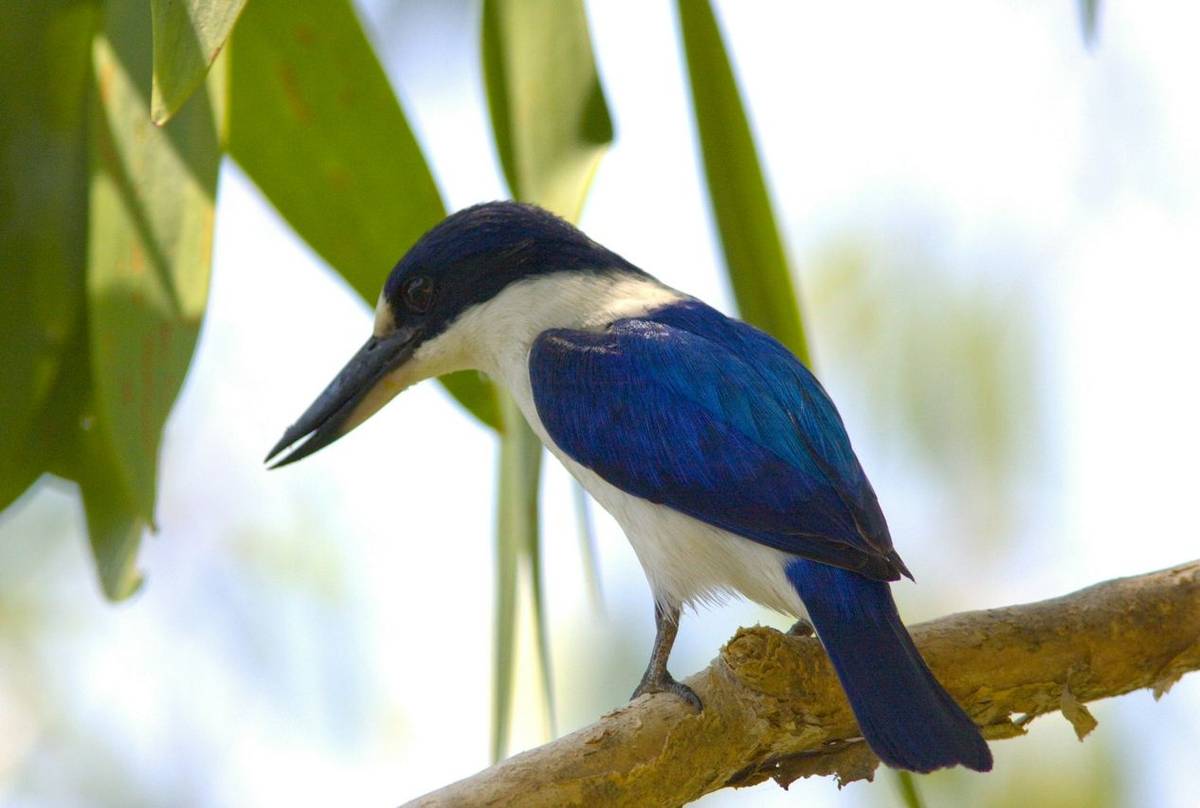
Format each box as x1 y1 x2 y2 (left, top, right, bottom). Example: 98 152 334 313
808 240 1038 547
4 0 223 599
2 0 500 600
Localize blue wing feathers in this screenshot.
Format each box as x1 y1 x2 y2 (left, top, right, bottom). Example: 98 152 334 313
653 303 890 542
530 300 905 580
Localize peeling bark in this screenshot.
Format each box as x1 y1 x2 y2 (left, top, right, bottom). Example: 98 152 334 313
405 560 1200 807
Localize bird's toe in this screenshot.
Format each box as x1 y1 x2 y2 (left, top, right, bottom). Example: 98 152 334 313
631 674 703 712
669 680 703 712
787 617 815 637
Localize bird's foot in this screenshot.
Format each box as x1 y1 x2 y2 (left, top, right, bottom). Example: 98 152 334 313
787 617 815 637
631 671 703 712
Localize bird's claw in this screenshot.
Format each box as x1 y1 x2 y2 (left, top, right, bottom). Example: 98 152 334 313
631 674 703 712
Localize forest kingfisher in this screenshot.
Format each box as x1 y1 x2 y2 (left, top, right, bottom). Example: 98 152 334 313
266 201 992 773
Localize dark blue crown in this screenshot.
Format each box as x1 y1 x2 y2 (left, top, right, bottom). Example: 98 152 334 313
384 201 640 324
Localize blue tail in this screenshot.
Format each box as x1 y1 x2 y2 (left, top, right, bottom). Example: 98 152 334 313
786 559 992 773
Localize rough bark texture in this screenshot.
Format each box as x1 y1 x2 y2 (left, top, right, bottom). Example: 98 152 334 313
406 561 1200 807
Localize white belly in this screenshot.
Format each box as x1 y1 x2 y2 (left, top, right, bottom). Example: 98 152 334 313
557 450 808 617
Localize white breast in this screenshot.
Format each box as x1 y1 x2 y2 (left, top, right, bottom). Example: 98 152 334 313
415 270 807 616
543 450 808 617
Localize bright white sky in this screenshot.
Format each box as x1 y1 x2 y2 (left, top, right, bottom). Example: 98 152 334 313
2 2 1199 806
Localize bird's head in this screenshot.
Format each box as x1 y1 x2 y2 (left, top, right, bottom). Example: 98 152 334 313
264 201 637 468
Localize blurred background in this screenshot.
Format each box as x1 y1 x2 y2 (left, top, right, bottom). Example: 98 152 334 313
3 1 1199 805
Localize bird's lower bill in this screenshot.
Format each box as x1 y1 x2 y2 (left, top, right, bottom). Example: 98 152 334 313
265 326 421 468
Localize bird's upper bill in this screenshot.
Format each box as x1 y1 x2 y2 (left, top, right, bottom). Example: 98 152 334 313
265 201 636 467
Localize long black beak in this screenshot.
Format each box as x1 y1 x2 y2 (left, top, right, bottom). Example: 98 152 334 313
264 326 421 469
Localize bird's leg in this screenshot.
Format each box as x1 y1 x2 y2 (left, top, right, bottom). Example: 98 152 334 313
787 617 815 637
631 602 702 711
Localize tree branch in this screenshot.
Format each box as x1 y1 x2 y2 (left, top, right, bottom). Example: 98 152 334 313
406 561 1200 807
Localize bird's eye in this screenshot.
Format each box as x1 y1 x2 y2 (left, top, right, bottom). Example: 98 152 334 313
402 276 435 313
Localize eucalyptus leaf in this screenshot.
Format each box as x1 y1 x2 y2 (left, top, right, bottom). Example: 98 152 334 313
481 0 613 217
27 315 146 600
227 0 499 430
78 449 147 600
71 397 146 599
150 0 247 124
0 0 96 507
76 380 148 601
0 316 85 514
676 0 810 363
88 0 222 525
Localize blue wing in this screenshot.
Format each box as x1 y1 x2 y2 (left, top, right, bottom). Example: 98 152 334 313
530 300 909 581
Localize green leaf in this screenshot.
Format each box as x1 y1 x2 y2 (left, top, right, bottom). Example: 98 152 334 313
0 0 97 509
227 0 499 431
88 0 222 525
69 385 147 600
0 316 85 514
492 394 544 761
77 434 147 601
68 337 148 601
1 0 209 597
227 0 440 296
24 314 146 600
676 0 811 364
480 0 613 759
481 0 613 219
150 0 247 125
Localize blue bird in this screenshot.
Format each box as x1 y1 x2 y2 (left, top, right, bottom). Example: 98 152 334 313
266 201 992 774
